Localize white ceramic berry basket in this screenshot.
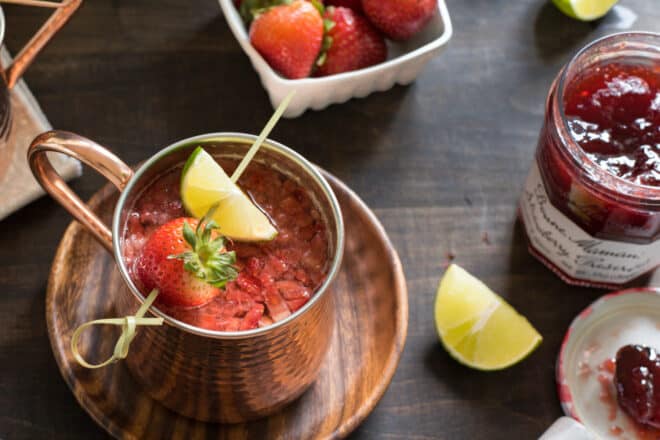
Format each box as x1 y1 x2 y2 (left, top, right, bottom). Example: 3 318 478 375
218 0 453 118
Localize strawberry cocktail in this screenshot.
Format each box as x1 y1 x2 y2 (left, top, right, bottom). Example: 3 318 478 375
122 154 331 332
30 130 344 422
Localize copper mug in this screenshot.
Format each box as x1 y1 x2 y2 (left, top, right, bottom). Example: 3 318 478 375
0 1 80 182
28 130 344 423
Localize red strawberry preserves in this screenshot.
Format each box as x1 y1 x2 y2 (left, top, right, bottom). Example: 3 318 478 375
123 159 330 332
519 34 660 289
615 344 660 429
564 63 660 187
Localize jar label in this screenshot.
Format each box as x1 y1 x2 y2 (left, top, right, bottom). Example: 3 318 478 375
519 161 659 285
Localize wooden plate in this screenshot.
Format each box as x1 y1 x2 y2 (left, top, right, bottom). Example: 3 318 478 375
46 171 408 440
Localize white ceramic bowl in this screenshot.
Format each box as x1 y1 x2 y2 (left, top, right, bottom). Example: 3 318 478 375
218 0 453 118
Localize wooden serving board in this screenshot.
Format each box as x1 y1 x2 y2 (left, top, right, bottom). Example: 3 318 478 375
46 171 408 440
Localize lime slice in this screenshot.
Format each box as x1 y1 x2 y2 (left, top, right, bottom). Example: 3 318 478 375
181 147 278 241
552 0 618 21
434 264 542 370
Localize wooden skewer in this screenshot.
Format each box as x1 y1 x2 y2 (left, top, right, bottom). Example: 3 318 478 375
0 0 62 8
231 91 295 183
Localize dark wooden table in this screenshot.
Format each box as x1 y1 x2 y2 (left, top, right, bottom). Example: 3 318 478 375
1 1 658 438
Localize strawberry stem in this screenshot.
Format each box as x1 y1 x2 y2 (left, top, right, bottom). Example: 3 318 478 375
315 15 335 68
168 208 239 288
309 0 324 15
240 0 290 24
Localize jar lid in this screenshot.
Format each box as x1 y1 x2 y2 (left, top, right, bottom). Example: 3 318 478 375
557 288 660 439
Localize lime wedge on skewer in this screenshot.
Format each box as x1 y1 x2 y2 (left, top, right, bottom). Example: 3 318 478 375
434 264 542 371
552 0 618 21
181 147 278 242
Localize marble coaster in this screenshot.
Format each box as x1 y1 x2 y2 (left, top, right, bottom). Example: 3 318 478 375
0 47 81 221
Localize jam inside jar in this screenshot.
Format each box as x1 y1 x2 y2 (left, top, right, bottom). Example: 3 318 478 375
564 62 659 188
520 33 660 288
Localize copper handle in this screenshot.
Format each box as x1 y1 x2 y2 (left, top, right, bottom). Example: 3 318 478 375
2 0 82 89
28 130 133 252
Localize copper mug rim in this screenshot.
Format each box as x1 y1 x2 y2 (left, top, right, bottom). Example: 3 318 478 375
113 133 345 339
28 131 344 340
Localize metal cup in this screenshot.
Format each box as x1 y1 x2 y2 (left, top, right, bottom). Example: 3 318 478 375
28 130 344 423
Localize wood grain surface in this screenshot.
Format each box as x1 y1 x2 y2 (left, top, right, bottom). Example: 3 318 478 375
46 171 407 439
1 0 659 439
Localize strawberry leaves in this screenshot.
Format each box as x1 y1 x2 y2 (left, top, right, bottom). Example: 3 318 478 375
240 0 286 23
168 209 239 289
316 16 336 67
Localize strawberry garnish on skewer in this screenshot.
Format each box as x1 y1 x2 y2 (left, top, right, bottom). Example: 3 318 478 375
136 213 239 308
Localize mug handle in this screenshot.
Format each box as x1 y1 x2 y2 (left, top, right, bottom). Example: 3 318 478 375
28 130 134 252
3 0 82 89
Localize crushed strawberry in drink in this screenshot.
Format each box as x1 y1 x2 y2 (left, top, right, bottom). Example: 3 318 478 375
122 159 330 331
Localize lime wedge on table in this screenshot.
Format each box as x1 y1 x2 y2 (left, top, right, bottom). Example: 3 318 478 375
434 264 542 371
181 147 277 241
552 0 618 21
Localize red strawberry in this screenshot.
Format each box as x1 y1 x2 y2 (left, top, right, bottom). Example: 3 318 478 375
136 217 238 307
325 0 361 12
249 0 324 79
362 0 436 41
316 6 386 76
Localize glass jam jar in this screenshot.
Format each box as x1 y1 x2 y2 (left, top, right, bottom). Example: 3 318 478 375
519 32 660 289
